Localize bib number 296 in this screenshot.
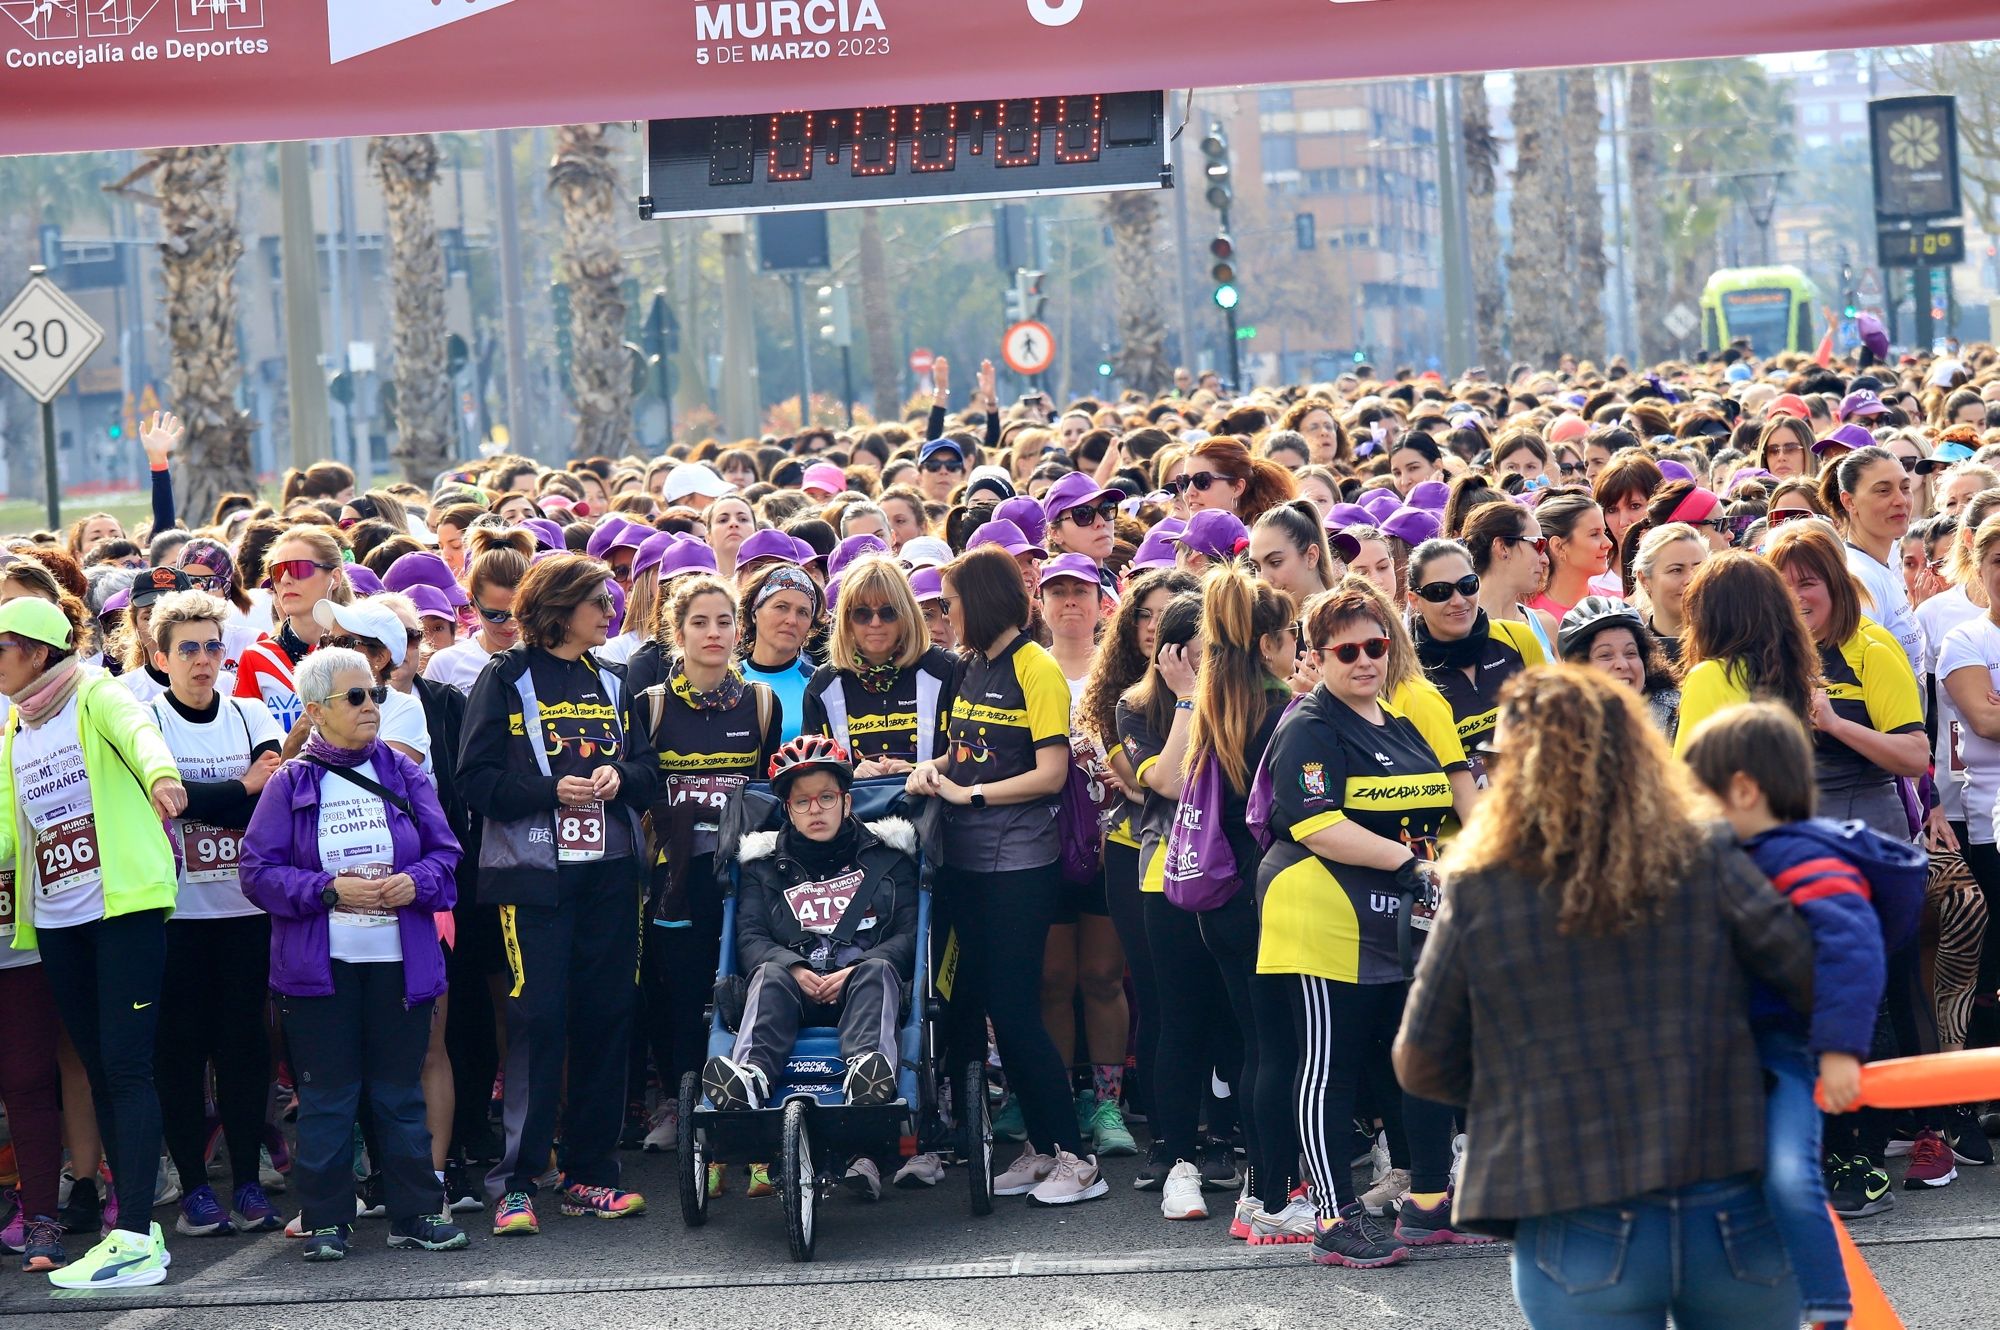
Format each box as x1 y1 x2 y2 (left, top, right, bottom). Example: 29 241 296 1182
35 816 101 898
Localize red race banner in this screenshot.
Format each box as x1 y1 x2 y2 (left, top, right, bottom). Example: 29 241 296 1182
1 1 1993 158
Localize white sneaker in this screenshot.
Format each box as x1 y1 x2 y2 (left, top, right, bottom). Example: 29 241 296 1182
155 1159 182 1209
993 1147 1056 1196
841 1157 882 1202
1247 1193 1316 1245
642 1100 679 1152
1027 1150 1108 1207
1161 1160 1208 1220
1368 1131 1392 1187
1361 1166 1411 1217
1450 1133 1467 1190
893 1152 945 1188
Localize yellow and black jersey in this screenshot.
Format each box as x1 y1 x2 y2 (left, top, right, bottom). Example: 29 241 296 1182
1254 686 1453 985
800 647 958 767
941 634 1071 872
1815 630 1923 797
1418 616 1544 784
643 674 783 860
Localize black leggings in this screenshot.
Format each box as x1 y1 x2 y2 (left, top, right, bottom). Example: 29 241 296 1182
643 854 725 1099
1199 892 1281 1197
1144 892 1237 1161
37 909 167 1236
943 865 1081 1157
1961 837 2000 997
1103 843 1156 1112
156 913 271 1195
1289 975 1454 1220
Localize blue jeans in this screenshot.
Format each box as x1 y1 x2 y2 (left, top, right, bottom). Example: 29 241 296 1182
1512 1175 1801 1330
1757 1027 1852 1320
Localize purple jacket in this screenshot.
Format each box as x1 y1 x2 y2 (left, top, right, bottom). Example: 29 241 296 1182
240 742 462 1007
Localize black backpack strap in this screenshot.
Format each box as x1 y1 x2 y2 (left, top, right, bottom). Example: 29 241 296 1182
305 758 414 819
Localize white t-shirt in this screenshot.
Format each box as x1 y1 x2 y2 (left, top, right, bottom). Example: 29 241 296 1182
1937 615 2000 844
597 631 642 666
1919 586 1982 823
378 687 433 777
13 695 106 930
1848 542 1926 689
152 694 284 919
423 637 497 696
120 666 169 706
316 760 404 964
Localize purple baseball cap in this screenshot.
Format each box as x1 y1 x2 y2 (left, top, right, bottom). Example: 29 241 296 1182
1326 502 1374 530
967 519 1047 560
1839 389 1888 422
994 496 1049 548
1040 471 1125 525
1038 552 1101 587
909 566 945 602
1380 506 1441 546
384 551 470 608
1813 422 1877 456
1327 530 1362 563
522 518 565 552
405 584 457 622
344 566 385 596
1856 313 1890 361
1173 509 1248 562
1152 515 1187 539
660 534 720 581
737 528 804 569
631 530 678 580
1407 480 1450 514
1131 526 1179 572
100 587 131 617
1360 489 1402 522
1656 459 1697 485
606 577 626 636
828 533 888 582
585 517 634 562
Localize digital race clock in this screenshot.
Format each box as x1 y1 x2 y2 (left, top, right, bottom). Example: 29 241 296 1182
640 91 1168 219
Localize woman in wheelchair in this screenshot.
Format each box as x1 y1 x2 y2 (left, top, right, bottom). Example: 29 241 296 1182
703 736 918 1115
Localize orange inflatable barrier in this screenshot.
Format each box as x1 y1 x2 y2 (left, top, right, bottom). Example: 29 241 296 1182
1815 1047 2000 1112
1832 1204 1904 1330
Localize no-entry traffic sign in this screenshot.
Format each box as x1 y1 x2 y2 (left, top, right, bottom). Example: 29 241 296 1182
1003 321 1055 377
909 347 935 380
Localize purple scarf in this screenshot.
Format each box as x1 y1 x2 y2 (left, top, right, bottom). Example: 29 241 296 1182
304 733 372 769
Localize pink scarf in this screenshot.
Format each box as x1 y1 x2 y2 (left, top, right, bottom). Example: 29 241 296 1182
11 656 80 729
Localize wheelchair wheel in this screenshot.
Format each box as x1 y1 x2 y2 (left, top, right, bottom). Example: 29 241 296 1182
677 1071 708 1228
961 1060 993 1217
781 1099 817 1262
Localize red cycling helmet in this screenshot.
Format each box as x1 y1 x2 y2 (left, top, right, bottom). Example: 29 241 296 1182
767 734 854 796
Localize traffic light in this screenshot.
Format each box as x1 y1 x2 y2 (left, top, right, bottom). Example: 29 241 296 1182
1199 129 1232 213
1006 268 1046 323
1840 262 1858 319
816 284 852 348
1098 361 1113 378
1210 234 1238 310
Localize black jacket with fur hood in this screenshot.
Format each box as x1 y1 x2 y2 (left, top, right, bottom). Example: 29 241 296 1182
734 816 919 982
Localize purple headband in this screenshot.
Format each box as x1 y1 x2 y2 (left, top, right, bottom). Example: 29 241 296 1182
177 537 236 596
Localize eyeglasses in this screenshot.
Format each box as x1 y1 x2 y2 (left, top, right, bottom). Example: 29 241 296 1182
1768 508 1814 527
1064 500 1120 528
934 596 956 615
921 456 965 474
182 573 220 591
1415 573 1482 603
847 602 900 625
609 561 634 580
1692 517 1733 534
173 640 225 660
1894 455 1921 474
787 791 844 814
265 559 337 587
474 599 514 624
1322 637 1391 664
321 685 388 708
1499 535 1548 556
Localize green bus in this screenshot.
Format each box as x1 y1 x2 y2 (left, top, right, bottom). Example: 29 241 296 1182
1700 266 1822 357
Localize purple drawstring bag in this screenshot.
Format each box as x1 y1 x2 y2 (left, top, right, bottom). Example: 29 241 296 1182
1163 753 1243 912
1056 761 1102 884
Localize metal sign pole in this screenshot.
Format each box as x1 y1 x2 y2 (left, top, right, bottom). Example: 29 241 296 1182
39 398 57 531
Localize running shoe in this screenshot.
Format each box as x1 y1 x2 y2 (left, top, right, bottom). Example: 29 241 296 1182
1027 1151 1107 1207
1884 1117 1920 1157
1367 1131 1392 1186
302 1225 348 1262
1247 1193 1316 1245
843 1051 898 1107
48 1227 168 1288
642 1100 679 1153
22 1217 66 1272
842 1157 883 1202
558 1178 645 1219
1948 1108 1995 1166
1228 1193 1256 1240
260 1146 288 1193
745 1163 776 1198
991 1094 1028 1142
174 1185 234 1237
155 1159 182 1209
357 1172 387 1219
491 1190 538 1236
442 1161 483 1214
387 1214 470 1250
231 1183 281 1233
1087 1095 1138 1157
58 1176 101 1236
1394 1190 1492 1246
284 1196 363 1237
1903 1131 1957 1188
1360 1167 1412 1217
620 1100 649 1150
1311 1211 1409 1269
706 1162 725 1200
1450 1132 1467 1189
0 1192 22 1254
1161 1160 1207 1220
1197 1139 1242 1192
701 1056 768 1112
993 1147 1056 1197
1826 1157 1894 1218
1133 1140 1170 1191
893 1153 944 1188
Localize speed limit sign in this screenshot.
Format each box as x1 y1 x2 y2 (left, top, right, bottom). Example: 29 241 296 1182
0 276 103 404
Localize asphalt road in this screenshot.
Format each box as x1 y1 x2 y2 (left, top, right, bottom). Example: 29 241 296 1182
7 1135 2000 1329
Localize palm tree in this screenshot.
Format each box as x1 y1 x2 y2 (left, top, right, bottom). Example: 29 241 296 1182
856 207 901 424
107 147 255 519
1624 67 1670 363
1507 70 1571 369
1563 70 1607 361
1460 74 1507 369
369 134 454 482
1102 191 1172 393
549 124 632 459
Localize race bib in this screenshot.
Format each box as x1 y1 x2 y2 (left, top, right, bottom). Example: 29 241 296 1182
34 815 101 900
557 801 606 863
0 868 15 941
331 861 397 926
181 820 243 884
783 867 868 935
1952 720 1967 774
668 773 744 833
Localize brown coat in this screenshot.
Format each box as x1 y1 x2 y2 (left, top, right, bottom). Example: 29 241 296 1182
1394 823 1814 1235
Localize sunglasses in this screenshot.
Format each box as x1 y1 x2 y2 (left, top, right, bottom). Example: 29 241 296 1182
934 596 956 615
1894 455 1921 474
1768 508 1814 527
1692 517 1733 534
847 602 900 625
1171 471 1228 495
922 457 965 474
265 558 337 587
182 573 221 591
1500 534 1548 555
1556 461 1585 477
609 561 634 580
582 592 615 613
474 599 514 624
173 639 225 660
321 684 389 708
1063 501 1120 528
1322 637 1391 664
1416 573 1482 603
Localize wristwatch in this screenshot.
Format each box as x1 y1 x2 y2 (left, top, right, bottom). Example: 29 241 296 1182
321 883 340 908
969 783 986 809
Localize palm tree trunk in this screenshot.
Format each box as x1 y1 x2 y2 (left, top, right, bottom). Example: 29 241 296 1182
1507 70 1570 370
1624 67 1669 363
1460 74 1506 370
1563 70 1607 362
1102 191 1172 394
856 208 900 423
153 145 254 520
549 124 632 460
370 134 454 483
